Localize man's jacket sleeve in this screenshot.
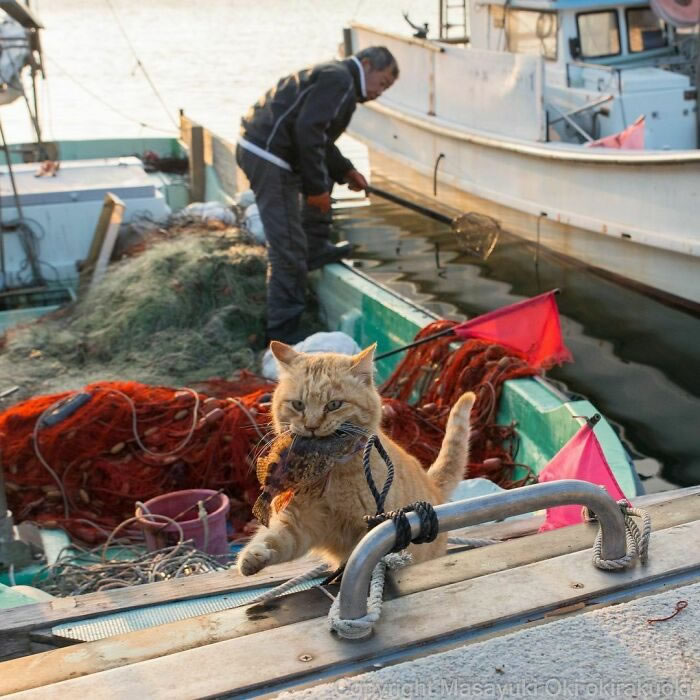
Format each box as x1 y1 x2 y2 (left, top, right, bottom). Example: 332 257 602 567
326 144 354 185
295 69 354 196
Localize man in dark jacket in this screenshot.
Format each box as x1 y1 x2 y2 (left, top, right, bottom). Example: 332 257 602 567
236 46 399 344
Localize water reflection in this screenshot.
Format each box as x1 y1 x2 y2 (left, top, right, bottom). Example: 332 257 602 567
335 199 700 493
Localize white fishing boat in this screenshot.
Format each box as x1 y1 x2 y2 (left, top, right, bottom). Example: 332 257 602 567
344 0 700 309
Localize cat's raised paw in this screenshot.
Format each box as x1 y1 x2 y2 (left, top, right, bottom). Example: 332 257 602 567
237 543 272 576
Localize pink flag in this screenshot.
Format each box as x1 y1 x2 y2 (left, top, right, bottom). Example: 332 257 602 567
586 115 645 150
538 417 626 532
452 290 573 369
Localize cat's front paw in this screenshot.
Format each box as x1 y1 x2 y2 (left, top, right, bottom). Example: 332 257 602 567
237 542 273 576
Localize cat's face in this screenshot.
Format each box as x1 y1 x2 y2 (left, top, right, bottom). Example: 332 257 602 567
270 342 382 437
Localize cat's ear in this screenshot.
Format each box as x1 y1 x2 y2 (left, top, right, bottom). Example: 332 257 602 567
350 343 376 385
270 341 299 370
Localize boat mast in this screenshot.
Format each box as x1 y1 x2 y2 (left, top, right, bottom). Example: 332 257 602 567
0 1 46 157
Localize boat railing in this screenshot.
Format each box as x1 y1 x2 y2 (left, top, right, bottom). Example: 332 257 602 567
338 479 628 621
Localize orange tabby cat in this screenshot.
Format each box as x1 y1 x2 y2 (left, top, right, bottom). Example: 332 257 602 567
237 341 475 576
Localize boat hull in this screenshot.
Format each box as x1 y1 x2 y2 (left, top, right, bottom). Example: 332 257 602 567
349 102 700 309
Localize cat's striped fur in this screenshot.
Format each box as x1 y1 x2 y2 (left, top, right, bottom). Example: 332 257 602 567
238 342 474 576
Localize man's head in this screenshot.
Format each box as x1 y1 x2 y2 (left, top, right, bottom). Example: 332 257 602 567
354 46 399 101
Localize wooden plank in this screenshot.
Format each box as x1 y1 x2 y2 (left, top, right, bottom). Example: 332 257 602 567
188 124 205 203
1 587 336 695
211 133 238 199
77 193 125 296
0 558 323 661
7 520 700 699
2 491 697 662
2 493 699 689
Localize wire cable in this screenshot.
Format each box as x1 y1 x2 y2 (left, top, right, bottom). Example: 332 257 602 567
46 55 177 134
104 0 179 129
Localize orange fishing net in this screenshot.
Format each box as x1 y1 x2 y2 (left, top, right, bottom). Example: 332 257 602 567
380 321 538 486
0 323 539 542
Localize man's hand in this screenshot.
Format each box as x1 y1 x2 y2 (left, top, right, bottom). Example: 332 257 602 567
345 169 369 193
306 192 332 213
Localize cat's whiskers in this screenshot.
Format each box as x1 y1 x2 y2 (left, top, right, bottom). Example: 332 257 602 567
335 422 370 438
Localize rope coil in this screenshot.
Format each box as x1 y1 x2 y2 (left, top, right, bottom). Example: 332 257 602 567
586 500 651 570
365 500 439 551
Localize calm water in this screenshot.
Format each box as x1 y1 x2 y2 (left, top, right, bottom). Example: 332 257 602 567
3 0 438 142
6 2 699 492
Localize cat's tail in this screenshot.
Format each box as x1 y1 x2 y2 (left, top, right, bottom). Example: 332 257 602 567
426 391 476 496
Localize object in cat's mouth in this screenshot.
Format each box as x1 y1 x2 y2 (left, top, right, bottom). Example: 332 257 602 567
253 429 365 526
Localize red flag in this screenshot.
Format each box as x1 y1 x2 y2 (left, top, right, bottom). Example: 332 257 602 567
452 290 572 368
586 115 645 150
538 418 625 532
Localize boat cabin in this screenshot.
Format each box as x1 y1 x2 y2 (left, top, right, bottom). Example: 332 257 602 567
467 0 698 147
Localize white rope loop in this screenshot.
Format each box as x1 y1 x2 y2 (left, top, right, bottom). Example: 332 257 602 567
327 551 412 640
588 501 651 571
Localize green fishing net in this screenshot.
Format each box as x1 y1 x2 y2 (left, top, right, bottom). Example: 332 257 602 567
0 226 321 403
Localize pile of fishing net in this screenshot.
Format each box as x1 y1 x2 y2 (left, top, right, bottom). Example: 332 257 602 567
0 225 323 404
0 321 539 543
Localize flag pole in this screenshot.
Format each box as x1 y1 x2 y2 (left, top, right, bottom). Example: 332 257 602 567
375 326 456 361
374 289 561 363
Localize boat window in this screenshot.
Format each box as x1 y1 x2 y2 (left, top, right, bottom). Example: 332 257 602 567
505 10 558 60
626 7 668 52
576 11 621 58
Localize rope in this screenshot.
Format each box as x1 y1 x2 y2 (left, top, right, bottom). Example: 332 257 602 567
46 56 178 134
365 500 439 551
448 535 502 548
35 539 230 596
327 552 412 640
587 501 651 571
107 387 201 458
246 562 330 606
104 0 179 129
33 506 228 596
362 434 395 514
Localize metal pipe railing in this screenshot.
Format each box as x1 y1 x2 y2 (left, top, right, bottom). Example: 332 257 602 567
338 479 627 620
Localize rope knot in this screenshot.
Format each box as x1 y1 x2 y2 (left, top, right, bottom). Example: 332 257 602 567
364 500 439 552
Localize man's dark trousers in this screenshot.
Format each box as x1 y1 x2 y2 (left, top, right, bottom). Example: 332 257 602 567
237 145 330 340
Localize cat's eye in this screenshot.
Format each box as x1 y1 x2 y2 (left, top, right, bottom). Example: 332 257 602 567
290 400 304 412
326 399 343 411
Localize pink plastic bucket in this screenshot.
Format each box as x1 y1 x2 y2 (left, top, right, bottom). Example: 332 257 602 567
136 489 230 555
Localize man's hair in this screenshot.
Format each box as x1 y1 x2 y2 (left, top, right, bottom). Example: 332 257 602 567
355 46 399 78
